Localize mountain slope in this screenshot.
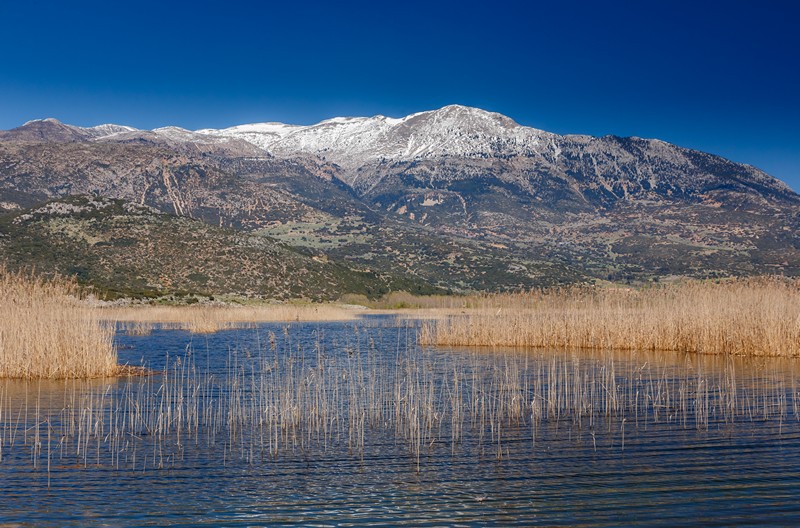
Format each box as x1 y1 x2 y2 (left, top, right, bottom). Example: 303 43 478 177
201 105 796 206
0 141 359 225
0 139 583 290
0 195 408 300
0 106 797 292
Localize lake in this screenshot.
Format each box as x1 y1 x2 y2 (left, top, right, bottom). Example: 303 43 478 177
2 315 799 526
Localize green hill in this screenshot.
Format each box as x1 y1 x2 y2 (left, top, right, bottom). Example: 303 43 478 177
0 195 434 301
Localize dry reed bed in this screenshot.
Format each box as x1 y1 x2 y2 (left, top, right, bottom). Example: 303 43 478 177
419 279 800 357
0 270 117 379
103 303 366 334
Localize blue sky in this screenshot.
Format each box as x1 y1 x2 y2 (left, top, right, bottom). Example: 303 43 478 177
1 0 798 190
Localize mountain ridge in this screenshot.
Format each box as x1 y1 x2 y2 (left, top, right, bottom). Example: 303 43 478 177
0 106 797 295
4 106 794 201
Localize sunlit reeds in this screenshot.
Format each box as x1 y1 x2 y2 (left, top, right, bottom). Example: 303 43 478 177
419 278 800 357
0 269 117 379
105 303 365 334
340 291 467 310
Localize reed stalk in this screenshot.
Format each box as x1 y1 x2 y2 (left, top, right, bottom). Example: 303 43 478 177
0 269 117 379
1 325 798 474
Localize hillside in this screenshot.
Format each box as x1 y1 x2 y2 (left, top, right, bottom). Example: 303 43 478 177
0 107 798 295
0 195 429 300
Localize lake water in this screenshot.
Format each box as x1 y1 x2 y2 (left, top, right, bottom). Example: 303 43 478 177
2 315 800 526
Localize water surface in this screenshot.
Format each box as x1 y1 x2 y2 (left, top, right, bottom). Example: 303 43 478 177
2 316 799 526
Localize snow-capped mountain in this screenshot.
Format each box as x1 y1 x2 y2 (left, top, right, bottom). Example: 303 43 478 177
2 106 795 203
0 118 263 157
195 122 302 150
200 105 553 170
189 105 795 207
0 106 798 290
82 123 139 138
13 118 138 141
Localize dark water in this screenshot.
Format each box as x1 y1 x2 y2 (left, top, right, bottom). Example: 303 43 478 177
2 316 800 526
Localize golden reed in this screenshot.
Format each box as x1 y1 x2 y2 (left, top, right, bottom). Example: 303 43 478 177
419 278 800 357
0 269 117 379
105 303 364 334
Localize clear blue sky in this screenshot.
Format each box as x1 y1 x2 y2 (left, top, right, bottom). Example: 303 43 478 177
1 0 798 190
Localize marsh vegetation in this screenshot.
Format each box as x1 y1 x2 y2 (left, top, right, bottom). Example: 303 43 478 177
2 312 800 524
420 278 800 357
106 303 365 335
0 269 117 379
2 321 798 475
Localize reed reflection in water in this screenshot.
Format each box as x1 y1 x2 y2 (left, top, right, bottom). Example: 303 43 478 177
1 317 800 526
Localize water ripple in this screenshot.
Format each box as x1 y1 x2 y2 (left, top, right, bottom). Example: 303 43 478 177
2 319 800 525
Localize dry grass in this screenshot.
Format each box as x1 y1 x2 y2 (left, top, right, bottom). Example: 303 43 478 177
103 303 366 334
0 269 117 379
340 291 467 310
419 278 800 357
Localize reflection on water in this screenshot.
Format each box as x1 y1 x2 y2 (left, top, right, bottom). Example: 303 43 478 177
2 315 800 526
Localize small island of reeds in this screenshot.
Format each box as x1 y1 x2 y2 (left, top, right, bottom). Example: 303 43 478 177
0 269 376 379
0 269 118 379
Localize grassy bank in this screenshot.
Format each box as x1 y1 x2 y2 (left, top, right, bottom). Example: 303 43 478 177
419 278 800 357
0 269 117 378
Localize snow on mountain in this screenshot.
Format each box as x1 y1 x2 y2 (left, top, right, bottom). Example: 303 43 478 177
196 122 301 150
14 120 138 140
22 118 64 126
198 105 554 169
86 125 264 156
0 107 645 174
83 124 139 139
152 126 230 144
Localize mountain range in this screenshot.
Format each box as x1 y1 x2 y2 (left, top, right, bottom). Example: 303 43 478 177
1 105 797 298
